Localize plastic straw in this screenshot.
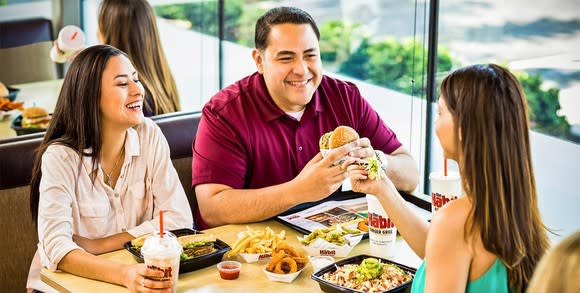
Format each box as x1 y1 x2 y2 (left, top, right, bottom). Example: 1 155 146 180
71 31 78 40
159 210 164 238
444 158 448 177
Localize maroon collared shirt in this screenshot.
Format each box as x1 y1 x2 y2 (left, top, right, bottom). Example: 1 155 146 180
192 73 401 228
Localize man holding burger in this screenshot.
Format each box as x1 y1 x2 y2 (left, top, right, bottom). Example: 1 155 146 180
192 7 418 229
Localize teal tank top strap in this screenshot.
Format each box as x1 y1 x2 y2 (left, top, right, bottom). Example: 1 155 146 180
410 259 509 293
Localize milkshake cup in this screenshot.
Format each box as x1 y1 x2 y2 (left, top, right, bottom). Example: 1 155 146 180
366 194 397 258
140 231 182 293
429 171 462 217
50 25 85 63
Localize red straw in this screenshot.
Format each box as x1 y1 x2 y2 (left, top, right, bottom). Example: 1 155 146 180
444 158 448 177
159 210 164 238
70 31 78 40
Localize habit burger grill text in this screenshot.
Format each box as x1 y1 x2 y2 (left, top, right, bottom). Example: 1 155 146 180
431 192 459 212
368 212 396 235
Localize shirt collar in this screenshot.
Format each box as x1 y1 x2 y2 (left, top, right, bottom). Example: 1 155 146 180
253 73 325 122
81 126 141 175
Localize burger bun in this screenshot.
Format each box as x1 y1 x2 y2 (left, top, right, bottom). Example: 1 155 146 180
319 126 359 150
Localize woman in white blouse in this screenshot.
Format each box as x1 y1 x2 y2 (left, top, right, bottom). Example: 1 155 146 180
27 44 193 293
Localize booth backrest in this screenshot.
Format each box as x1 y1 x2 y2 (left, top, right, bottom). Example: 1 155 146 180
0 18 53 49
0 111 201 292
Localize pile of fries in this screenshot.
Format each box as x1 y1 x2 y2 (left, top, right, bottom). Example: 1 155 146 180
0 97 23 112
265 241 308 274
226 226 286 257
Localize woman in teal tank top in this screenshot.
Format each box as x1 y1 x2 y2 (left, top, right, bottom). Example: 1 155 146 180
348 64 549 292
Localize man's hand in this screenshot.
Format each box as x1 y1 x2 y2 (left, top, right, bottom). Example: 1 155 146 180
292 142 358 202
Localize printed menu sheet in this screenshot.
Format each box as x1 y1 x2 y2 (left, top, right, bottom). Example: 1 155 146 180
277 197 369 235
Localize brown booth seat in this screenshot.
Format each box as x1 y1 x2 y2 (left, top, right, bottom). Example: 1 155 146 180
0 111 201 292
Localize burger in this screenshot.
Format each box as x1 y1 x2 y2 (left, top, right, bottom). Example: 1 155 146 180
131 233 218 261
21 106 51 128
319 125 382 180
319 126 360 150
178 234 217 260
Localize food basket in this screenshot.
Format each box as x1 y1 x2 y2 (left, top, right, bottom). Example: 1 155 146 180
10 115 48 135
123 228 231 274
311 254 416 293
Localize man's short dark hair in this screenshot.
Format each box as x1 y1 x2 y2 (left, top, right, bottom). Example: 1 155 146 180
254 6 320 51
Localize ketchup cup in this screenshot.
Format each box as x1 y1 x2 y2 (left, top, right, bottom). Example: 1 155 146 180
217 261 242 280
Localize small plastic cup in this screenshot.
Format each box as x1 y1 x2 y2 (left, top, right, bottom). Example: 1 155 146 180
217 261 241 280
310 256 335 272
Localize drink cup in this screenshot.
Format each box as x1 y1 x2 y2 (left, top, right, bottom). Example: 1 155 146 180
140 231 182 293
366 194 397 258
50 25 85 63
429 171 462 217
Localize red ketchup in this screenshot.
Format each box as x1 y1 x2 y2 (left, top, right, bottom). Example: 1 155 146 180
217 261 241 280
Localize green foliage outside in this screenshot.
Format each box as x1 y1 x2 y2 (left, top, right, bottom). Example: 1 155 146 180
515 72 579 142
155 0 243 41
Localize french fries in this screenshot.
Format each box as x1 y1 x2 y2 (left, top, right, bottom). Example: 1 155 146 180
0 97 24 111
226 226 286 257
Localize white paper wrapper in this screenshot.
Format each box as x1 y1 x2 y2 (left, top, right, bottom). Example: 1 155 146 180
238 252 272 263
298 233 363 257
263 266 306 283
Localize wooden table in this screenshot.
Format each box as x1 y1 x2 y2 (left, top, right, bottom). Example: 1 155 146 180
0 79 62 139
41 220 422 293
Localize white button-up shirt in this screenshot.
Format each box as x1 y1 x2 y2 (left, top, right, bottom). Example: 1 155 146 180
28 118 193 291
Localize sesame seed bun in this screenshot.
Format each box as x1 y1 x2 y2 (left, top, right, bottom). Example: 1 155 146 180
319 126 360 150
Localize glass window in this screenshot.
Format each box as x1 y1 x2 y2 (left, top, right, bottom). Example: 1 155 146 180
436 0 580 239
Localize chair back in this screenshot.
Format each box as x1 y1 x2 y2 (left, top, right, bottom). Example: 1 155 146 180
0 18 57 85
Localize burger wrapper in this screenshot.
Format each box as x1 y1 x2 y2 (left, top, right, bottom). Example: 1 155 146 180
320 148 348 166
298 234 363 258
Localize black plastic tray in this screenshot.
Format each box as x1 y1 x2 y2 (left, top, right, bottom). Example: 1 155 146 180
311 254 416 293
11 115 48 135
123 228 231 274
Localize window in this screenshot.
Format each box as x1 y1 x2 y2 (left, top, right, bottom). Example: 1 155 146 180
437 0 580 239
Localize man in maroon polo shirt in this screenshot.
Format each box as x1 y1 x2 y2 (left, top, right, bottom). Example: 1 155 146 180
192 7 418 229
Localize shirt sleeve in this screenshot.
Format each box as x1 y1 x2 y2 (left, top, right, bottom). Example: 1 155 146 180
191 104 248 189
127 122 194 236
37 146 84 272
350 84 402 154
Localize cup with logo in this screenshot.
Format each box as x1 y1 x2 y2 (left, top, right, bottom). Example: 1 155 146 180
140 231 182 293
429 171 462 217
366 194 397 258
50 25 85 63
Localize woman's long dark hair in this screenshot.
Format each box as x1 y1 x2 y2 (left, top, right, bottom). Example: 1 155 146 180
440 64 550 291
30 45 125 221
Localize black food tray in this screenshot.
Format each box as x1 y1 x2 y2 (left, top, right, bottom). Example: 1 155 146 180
123 228 231 274
311 254 416 293
11 115 47 135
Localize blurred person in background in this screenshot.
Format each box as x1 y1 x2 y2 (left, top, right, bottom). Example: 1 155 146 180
27 45 192 293
349 64 550 292
192 6 418 229
56 0 180 116
97 0 180 116
527 231 580 293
